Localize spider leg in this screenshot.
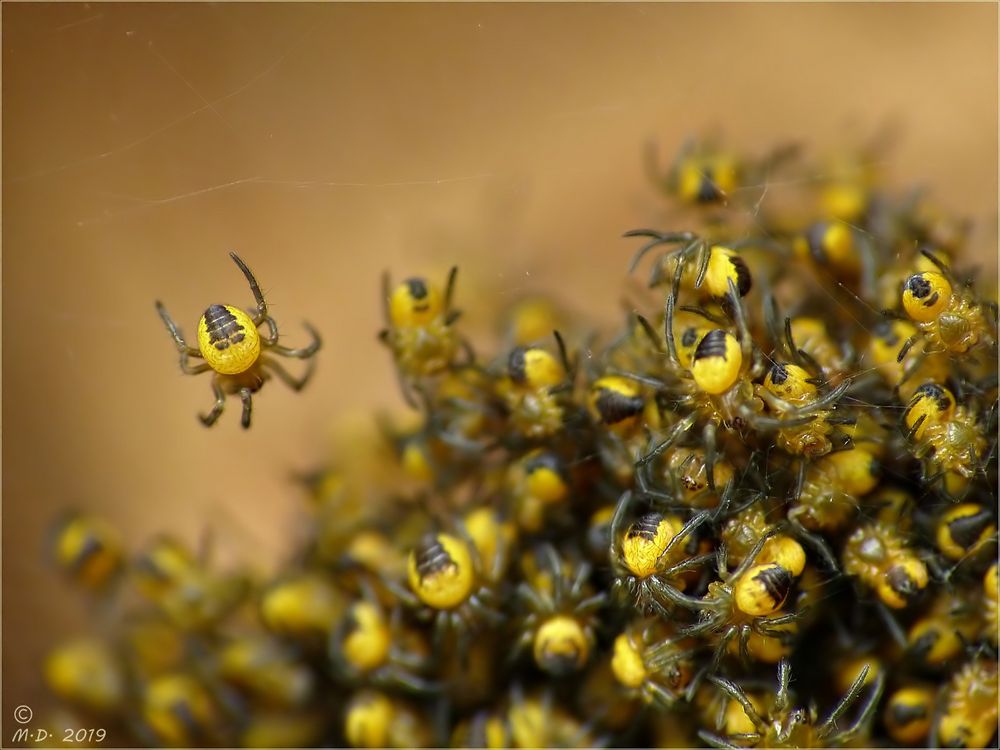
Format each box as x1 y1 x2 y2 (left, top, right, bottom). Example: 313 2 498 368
707 674 768 733
660 552 716 578
918 247 953 281
179 352 213 375
904 413 927 443
874 600 908 648
896 335 918 364
634 467 675 503
684 661 712 702
726 279 753 364
732 526 783 579
444 266 458 313
467 594 503 625
759 611 802 629
239 387 253 429
788 517 839 573
664 262 685 367
199 379 227 427
382 576 419 608
624 229 697 274
576 591 606 613
636 413 696 468
607 490 641 572
704 422 718 491
261 355 315 392
609 369 668 390
856 232 878 303
553 329 574 377
261 316 280 346
819 665 870 734
380 271 393 326
792 459 807 505
635 313 665 353
229 252 268 323
736 626 753 666
775 658 792 713
382 666 442 695
693 240 711 290
697 730 743 749
658 510 712 562
784 317 826 376
648 576 705 611
763 292 784 352
821 667 884 743
268 322 322 358
646 680 682 709
156 301 202 356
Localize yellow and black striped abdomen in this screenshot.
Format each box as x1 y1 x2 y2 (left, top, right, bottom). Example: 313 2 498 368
197 304 261 375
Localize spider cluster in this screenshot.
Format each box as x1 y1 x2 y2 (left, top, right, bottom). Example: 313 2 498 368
43 136 997 748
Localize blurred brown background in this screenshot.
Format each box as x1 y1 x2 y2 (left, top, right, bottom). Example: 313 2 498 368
3 2 997 737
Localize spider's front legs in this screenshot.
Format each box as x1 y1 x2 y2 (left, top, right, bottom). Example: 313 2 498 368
156 301 201 357
229 252 268 324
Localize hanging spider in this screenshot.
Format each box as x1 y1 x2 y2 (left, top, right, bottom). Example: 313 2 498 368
155 252 321 429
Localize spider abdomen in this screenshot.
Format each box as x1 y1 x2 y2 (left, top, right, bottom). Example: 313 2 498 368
197 304 260 375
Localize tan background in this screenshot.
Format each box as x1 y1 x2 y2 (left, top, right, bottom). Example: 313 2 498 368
3 2 997 735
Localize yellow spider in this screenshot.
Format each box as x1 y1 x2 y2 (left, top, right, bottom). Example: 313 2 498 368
155 252 321 428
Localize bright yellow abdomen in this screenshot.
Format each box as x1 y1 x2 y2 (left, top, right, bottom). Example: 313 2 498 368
197 305 261 375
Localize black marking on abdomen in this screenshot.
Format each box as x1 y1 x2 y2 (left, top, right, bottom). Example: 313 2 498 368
204 305 246 351
730 254 752 296
905 275 932 299
70 536 103 573
405 278 429 300
873 320 898 345
415 536 455 579
753 564 792 607
508 347 528 384
694 329 729 361
913 383 951 413
805 223 829 263
627 513 663 541
886 564 919 600
525 451 564 479
947 508 993 551
769 363 789 385
594 388 644 425
696 173 722 203
891 701 928 725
